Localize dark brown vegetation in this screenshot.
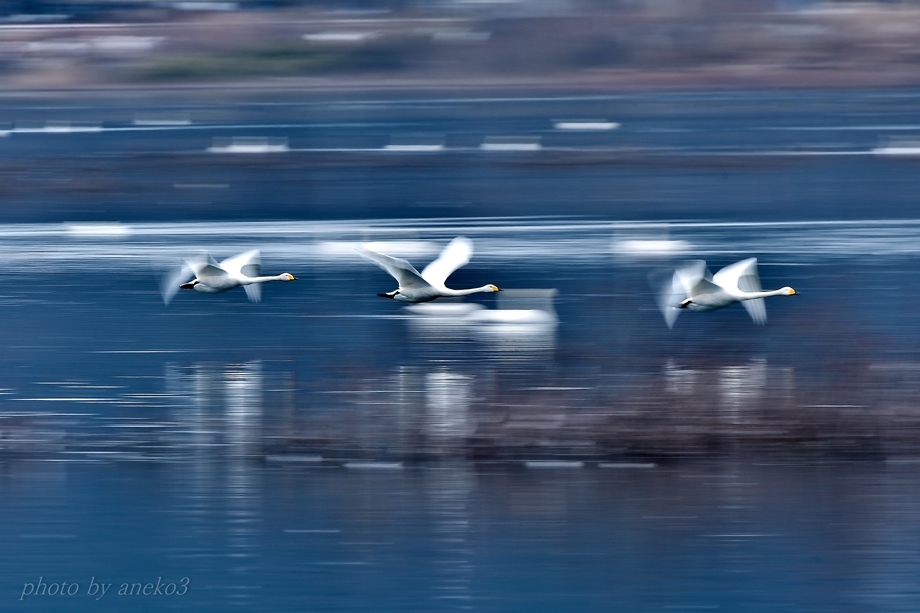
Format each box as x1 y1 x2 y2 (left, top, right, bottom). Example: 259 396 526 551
2 1 920 91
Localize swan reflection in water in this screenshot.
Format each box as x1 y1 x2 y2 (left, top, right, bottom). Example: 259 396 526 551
164 361 263 602
663 357 795 424
165 361 264 455
405 288 558 359
425 370 474 450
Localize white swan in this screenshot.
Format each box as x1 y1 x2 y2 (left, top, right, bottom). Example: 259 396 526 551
358 237 500 303
658 257 797 328
161 249 296 304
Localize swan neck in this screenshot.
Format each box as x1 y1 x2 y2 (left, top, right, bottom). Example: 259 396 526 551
247 274 286 283
747 288 787 299
445 285 493 296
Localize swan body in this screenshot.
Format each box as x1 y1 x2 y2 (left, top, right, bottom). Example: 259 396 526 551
161 249 296 304
658 257 796 328
358 237 500 303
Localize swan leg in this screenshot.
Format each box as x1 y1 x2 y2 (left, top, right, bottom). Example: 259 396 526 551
378 290 399 299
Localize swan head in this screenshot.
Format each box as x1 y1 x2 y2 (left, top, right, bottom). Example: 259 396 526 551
281 273 297 281
488 284 501 293
782 286 797 296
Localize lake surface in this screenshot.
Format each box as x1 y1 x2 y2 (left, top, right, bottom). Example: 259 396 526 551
3 88 920 611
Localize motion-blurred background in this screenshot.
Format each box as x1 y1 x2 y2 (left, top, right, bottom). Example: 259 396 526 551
4 2 920 612
1 0 920 90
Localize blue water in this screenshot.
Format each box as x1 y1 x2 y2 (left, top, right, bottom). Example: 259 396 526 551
7 460 920 612
3 89 920 611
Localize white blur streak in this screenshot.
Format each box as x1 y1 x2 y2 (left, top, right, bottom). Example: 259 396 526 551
554 120 619 131
208 137 289 153
613 239 692 258
480 137 542 151
383 144 444 152
3 218 920 273
303 31 378 43
133 114 191 126
872 145 920 156
872 137 920 156
345 240 438 259
64 223 132 237
13 121 102 134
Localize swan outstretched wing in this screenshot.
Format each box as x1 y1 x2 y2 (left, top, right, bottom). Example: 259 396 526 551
160 262 191 305
186 253 225 280
713 257 761 293
674 260 712 295
358 245 431 289
421 237 473 288
243 283 261 304
742 296 767 325
656 260 710 328
220 249 261 278
657 286 681 328
689 277 726 301
713 258 766 324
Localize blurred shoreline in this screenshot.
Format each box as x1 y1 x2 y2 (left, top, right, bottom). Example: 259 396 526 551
2 2 920 94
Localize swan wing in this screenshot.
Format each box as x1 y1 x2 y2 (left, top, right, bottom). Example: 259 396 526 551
657 288 681 328
186 253 226 280
655 261 709 328
421 237 472 288
689 277 726 300
656 270 688 328
243 283 262 303
159 262 191 305
713 257 761 293
713 258 766 324
674 260 711 295
220 249 261 278
358 245 431 289
734 261 767 323
742 297 767 325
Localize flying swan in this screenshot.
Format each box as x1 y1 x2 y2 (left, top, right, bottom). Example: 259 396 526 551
160 249 296 304
657 257 797 328
358 237 500 303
